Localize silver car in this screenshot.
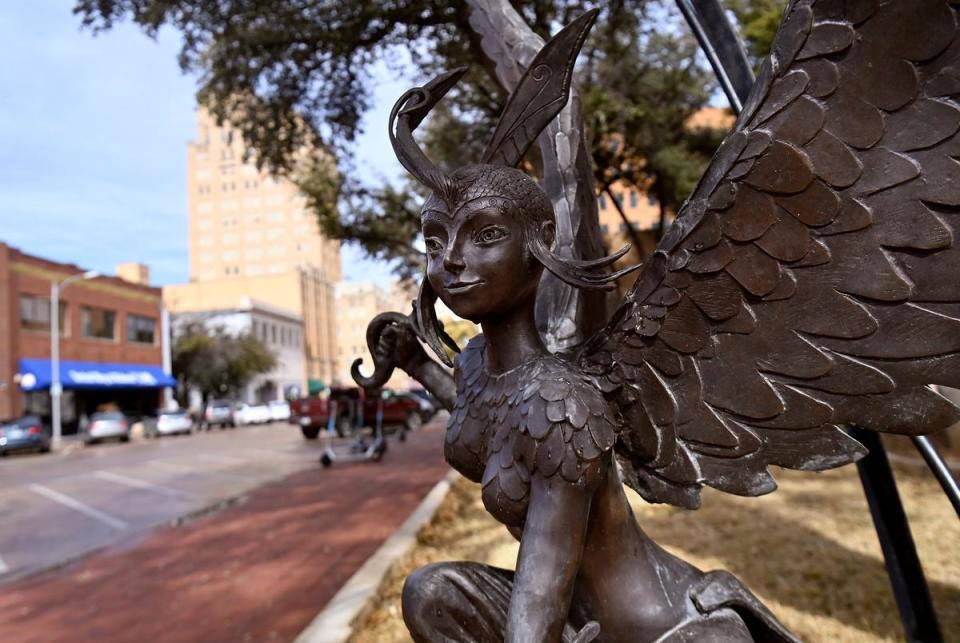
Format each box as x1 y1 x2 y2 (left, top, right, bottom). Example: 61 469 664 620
145 409 194 438
82 411 130 444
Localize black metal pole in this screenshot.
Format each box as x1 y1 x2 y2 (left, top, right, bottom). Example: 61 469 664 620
850 428 943 643
911 435 960 518
675 0 755 114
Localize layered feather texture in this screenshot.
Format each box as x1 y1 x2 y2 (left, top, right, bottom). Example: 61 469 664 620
447 337 615 527
578 0 960 508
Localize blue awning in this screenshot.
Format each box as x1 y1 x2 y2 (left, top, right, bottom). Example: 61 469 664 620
18 359 176 391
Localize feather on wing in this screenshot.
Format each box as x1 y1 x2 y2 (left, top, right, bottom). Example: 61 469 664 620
580 0 960 509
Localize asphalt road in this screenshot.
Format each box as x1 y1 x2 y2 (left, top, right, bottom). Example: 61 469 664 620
0 422 330 583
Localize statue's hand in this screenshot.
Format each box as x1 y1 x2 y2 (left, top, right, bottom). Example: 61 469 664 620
571 622 600 643
352 312 432 391
376 321 430 375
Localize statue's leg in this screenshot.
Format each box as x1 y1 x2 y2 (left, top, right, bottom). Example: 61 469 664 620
402 561 590 642
689 570 801 643
402 561 513 643
653 608 753 642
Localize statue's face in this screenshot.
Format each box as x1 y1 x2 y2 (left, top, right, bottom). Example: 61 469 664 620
422 197 540 323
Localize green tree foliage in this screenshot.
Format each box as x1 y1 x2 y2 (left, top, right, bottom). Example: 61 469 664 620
75 1 756 274
726 0 788 65
580 17 727 237
74 0 592 277
172 323 277 402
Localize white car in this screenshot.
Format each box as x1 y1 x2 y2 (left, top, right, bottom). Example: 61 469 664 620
146 410 194 437
268 400 291 421
233 403 271 426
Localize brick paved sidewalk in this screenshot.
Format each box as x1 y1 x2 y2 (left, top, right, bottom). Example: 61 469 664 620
0 425 449 643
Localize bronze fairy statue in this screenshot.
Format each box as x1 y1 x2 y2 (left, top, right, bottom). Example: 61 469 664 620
353 1 960 640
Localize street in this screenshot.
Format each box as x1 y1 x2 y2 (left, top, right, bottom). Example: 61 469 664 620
0 422 326 583
0 422 449 643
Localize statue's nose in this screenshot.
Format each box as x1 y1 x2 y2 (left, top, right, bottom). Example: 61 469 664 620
443 245 465 272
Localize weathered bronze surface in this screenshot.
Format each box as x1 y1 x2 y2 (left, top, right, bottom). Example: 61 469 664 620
354 1 960 640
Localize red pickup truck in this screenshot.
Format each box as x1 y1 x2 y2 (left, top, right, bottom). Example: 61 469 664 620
289 387 424 439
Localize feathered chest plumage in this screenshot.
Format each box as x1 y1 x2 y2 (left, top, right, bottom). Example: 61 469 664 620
445 336 618 527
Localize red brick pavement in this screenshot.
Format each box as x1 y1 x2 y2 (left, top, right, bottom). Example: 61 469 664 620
0 425 450 643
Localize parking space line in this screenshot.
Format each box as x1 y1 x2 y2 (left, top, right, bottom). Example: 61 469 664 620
195 454 245 465
0 556 8 574
93 471 199 499
148 460 258 483
28 484 129 530
238 448 304 460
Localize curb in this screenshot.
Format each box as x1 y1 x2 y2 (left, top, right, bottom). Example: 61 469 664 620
294 469 460 643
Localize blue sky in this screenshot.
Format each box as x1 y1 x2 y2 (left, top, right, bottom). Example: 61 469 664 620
0 2 406 287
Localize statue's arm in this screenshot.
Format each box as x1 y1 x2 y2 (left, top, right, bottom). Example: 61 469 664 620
372 322 456 412
506 475 592 642
406 357 456 412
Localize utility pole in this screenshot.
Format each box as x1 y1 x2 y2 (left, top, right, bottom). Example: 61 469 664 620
50 270 99 449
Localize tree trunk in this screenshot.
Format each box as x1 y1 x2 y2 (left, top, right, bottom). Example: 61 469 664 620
657 185 669 241
464 0 612 350
603 185 646 258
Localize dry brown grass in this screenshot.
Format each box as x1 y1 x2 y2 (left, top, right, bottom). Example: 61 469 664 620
351 439 959 643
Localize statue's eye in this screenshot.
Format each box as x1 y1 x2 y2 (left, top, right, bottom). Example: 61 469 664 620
475 226 508 245
424 237 444 255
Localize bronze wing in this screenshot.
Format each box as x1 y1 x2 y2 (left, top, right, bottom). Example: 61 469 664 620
579 0 960 509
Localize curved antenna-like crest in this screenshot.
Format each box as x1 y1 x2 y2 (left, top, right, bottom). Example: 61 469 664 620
389 67 468 194
482 9 599 167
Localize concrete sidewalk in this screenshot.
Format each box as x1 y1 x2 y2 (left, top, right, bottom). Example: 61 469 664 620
0 424 450 643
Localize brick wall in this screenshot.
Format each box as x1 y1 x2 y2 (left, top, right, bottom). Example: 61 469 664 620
0 243 165 418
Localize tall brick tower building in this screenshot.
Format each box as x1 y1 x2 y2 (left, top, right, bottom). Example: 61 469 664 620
164 109 341 387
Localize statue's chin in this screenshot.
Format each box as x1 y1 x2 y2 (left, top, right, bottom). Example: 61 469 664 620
443 299 485 325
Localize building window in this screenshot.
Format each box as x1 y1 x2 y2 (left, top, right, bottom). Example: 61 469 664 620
648 194 658 207
127 314 156 344
81 307 116 340
19 295 66 333
598 194 607 210
613 192 623 208
629 191 638 208
271 325 277 344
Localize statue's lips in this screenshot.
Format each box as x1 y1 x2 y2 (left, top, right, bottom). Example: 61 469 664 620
444 280 484 295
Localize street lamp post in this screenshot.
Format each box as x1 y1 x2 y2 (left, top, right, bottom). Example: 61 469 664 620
50 270 99 449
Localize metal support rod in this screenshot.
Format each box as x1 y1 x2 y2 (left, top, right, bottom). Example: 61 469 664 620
911 435 960 518
850 428 943 643
675 0 755 114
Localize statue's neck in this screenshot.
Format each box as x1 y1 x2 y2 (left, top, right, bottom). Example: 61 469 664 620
479 300 545 374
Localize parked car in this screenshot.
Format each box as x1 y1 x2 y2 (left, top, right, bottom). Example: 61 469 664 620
202 400 235 430
81 411 130 444
0 415 51 455
268 400 291 422
290 387 423 439
144 409 194 438
232 403 271 426
399 389 438 422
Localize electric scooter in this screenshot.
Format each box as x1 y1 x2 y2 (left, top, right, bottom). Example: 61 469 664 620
319 393 387 467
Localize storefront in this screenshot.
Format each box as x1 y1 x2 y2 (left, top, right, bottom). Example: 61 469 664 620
0 243 172 425
17 359 175 433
